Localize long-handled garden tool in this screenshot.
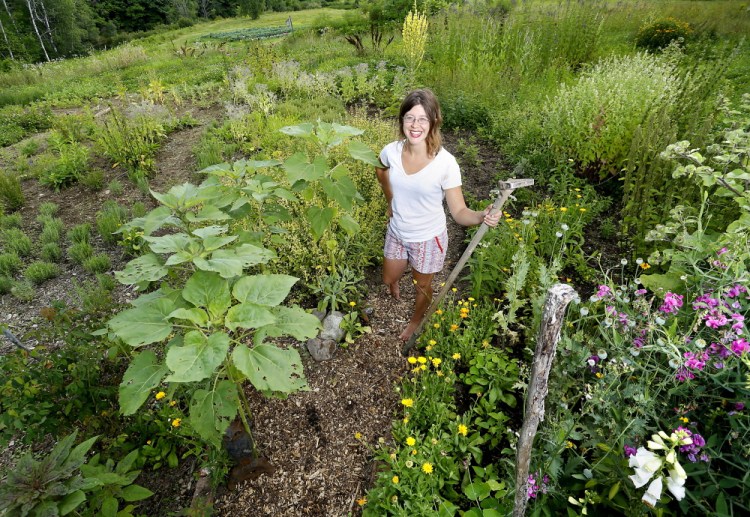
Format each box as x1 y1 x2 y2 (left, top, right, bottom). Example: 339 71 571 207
402 177 534 355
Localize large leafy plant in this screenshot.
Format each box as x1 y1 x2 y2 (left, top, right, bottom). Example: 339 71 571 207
106 121 381 449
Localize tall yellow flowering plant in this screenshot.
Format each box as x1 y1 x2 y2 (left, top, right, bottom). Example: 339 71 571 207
402 1 429 77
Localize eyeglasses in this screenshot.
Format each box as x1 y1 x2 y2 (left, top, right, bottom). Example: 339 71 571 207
403 115 430 126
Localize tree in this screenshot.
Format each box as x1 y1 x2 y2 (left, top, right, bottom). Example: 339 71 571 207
238 0 264 20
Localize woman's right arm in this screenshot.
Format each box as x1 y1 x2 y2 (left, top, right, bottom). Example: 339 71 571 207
375 166 393 218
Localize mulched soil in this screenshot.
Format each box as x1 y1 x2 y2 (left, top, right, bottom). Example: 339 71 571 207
0 105 509 516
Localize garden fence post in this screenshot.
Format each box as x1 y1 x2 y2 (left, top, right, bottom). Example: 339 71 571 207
513 283 577 517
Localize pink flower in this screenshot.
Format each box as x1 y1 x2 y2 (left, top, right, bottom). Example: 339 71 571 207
596 285 613 298
659 292 683 314
731 338 749 355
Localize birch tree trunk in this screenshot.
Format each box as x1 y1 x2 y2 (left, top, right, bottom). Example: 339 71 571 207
0 16 13 60
513 283 578 517
36 0 58 54
1 0 17 30
25 0 49 61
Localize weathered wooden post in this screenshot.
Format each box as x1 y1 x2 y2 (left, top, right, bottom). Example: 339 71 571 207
513 283 578 517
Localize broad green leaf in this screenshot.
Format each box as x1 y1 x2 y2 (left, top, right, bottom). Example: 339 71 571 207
109 298 175 347
307 206 336 239
283 153 328 185
150 183 204 211
143 233 193 254
193 250 244 278
232 274 299 306
165 331 229 383
348 140 382 167
186 205 231 222
331 122 364 137
338 214 360 236
202 235 238 251
639 272 684 294
63 435 99 471
232 343 307 395
101 496 119 517
262 204 292 224
192 225 228 238
137 206 181 236
114 450 139 475
273 187 297 202
59 490 86 515
168 307 209 326
279 122 314 138
225 303 277 331
200 161 233 177
120 485 154 502
464 481 491 500
115 253 168 286
182 270 231 319
165 249 198 266
233 243 277 267
189 380 239 448
130 286 181 307
119 351 168 415
320 176 359 211
257 306 321 342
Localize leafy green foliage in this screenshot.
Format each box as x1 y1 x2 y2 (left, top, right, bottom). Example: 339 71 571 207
0 252 22 276
1 228 32 256
84 254 112 274
0 431 97 516
68 241 94 265
96 107 166 181
0 170 25 211
24 261 61 285
636 18 693 52
39 131 90 190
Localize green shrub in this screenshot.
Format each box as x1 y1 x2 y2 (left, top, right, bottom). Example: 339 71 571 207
542 52 679 179
39 132 90 190
1 228 32 256
10 279 34 301
0 104 53 147
83 253 111 274
40 242 63 262
24 261 60 284
131 201 147 218
74 274 116 312
0 213 22 229
68 241 94 265
0 252 22 276
67 223 91 244
107 179 123 196
0 170 25 211
37 202 59 219
636 18 693 52
51 110 97 142
0 275 11 294
19 139 40 157
80 169 105 191
39 224 62 245
95 108 166 181
96 201 127 245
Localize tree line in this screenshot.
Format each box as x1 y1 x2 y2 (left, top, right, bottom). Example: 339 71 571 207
0 0 344 65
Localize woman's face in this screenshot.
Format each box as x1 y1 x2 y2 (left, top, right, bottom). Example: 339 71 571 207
402 104 430 147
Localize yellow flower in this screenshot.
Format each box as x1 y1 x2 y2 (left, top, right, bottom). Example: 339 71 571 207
425 345 433 351
171 418 181 428
595 372 604 379
433 323 440 329
169 400 177 407
401 398 414 408
679 416 689 423
146 440 152 445
428 339 437 345
408 356 417 364
451 287 457 292
566 440 575 449
435 310 443 315
155 391 166 400
574 188 581 192
422 462 433 474
411 449 417 455
468 297 475 302
355 432 362 440
580 208 587 212
432 358 442 367
392 476 399 484
458 424 468 436
452 353 461 360
403 417 409 424
349 301 357 307
482 340 490 348
419 364 427 371
417 356 427 364
560 207 568 212
356 497 367 506
640 262 651 269
436 371 443 377
450 324 459 332
406 436 416 446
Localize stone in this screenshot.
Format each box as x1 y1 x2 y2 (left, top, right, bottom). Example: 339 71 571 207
319 310 345 342
306 337 337 362
312 309 326 322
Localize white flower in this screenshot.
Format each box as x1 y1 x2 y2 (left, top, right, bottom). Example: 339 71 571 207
597 349 608 360
642 476 663 507
561 223 569 231
629 448 663 488
556 231 563 238
636 258 644 264
621 258 628 265
580 307 590 316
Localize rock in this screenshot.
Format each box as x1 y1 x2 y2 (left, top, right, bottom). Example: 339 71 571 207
306 337 337 361
312 309 326 322
320 310 345 342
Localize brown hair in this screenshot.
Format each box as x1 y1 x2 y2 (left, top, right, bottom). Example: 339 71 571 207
399 88 443 157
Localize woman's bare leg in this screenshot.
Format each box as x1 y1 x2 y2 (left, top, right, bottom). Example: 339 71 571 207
399 269 434 341
383 257 408 300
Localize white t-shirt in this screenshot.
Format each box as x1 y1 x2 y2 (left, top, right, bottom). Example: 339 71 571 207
379 140 462 242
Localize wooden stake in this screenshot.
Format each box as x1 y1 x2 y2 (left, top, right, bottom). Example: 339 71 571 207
513 283 578 517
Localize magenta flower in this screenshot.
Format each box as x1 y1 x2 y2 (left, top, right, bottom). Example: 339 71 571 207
659 292 683 314
596 285 613 298
624 444 637 458
731 338 749 355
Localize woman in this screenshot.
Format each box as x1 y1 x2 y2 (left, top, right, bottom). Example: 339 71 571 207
375 89 500 341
